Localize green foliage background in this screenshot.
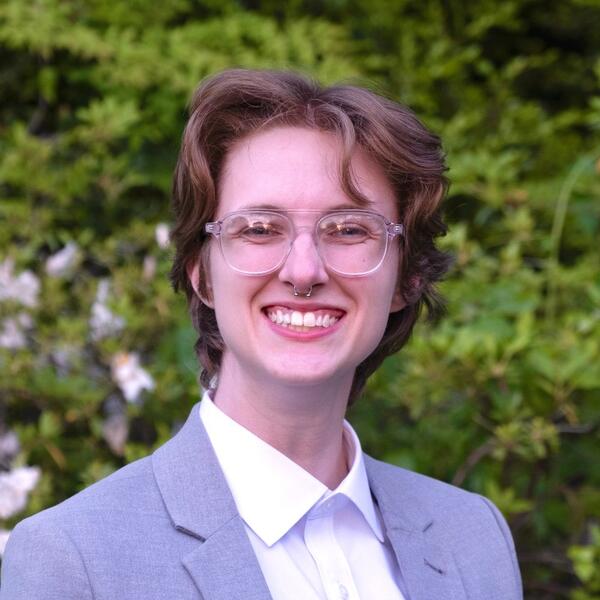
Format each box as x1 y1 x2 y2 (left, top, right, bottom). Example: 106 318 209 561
1 0 599 597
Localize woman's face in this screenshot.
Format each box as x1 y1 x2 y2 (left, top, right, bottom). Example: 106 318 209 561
195 126 404 391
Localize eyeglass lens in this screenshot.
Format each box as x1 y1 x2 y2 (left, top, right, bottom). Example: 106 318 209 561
219 211 389 275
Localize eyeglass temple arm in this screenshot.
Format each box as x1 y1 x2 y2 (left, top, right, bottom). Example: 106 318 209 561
205 222 221 235
387 223 404 237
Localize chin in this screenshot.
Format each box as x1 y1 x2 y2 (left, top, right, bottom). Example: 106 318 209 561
261 356 354 388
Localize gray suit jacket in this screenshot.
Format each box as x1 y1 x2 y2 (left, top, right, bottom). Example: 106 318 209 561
1 403 522 599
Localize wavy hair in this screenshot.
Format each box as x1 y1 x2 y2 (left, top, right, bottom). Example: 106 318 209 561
170 69 451 404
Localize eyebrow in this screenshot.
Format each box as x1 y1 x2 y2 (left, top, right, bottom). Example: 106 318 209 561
236 201 375 211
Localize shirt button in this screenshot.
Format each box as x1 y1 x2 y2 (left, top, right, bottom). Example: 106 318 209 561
338 583 349 600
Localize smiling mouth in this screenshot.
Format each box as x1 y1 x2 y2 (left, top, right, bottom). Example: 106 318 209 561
263 306 345 332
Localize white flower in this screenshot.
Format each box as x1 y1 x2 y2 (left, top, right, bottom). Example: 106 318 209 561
142 255 157 280
0 466 41 519
0 314 31 350
96 279 110 304
111 352 155 403
0 431 20 462
89 280 125 341
102 413 129 455
0 318 27 349
51 344 78 376
45 242 79 277
0 258 40 308
17 313 33 328
0 529 11 557
155 223 170 249
90 303 125 341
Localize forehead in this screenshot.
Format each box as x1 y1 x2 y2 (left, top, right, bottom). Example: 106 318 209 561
217 126 397 219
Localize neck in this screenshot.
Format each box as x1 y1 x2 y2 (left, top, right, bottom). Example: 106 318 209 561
212 358 353 489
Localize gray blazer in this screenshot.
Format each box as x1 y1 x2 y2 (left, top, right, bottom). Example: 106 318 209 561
1 403 522 599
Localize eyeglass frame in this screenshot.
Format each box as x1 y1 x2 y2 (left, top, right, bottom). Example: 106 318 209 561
204 208 404 277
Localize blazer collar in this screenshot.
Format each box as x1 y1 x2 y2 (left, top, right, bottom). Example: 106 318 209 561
152 402 273 600
365 456 468 600
151 403 466 600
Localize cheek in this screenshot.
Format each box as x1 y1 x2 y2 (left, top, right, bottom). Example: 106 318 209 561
353 276 401 350
350 277 395 327
209 275 238 325
350 297 391 365
376 262 401 306
382 254 404 312
207 248 232 297
209 267 262 329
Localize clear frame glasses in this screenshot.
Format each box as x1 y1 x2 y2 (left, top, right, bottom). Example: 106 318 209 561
204 209 404 277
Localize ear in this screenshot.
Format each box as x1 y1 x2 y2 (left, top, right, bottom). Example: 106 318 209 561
389 287 406 313
186 258 214 308
390 274 422 313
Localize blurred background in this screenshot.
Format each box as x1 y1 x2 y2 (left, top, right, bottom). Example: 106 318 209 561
0 1 599 597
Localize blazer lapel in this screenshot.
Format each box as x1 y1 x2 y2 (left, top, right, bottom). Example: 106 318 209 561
182 518 272 600
151 403 467 600
365 456 467 600
152 403 272 600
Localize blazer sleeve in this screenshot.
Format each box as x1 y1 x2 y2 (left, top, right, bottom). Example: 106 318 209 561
0 516 94 600
478 495 524 600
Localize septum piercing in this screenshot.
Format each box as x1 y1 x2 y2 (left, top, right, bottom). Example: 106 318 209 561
293 285 313 298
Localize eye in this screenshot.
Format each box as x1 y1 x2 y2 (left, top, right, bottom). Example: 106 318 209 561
231 216 288 244
321 220 371 243
336 224 368 236
244 221 276 236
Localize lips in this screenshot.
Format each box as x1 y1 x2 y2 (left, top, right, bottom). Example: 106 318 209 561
262 305 345 330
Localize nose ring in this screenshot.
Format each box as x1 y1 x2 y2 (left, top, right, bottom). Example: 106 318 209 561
293 285 313 298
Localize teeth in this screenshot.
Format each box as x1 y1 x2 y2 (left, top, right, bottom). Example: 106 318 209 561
267 309 341 329
303 312 316 327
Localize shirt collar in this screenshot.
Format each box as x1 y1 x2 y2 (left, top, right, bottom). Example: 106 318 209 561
336 421 386 543
199 391 385 546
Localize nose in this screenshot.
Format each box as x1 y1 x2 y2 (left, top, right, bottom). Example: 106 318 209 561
278 230 329 293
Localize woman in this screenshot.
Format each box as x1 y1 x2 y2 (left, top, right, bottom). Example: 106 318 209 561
1 69 522 599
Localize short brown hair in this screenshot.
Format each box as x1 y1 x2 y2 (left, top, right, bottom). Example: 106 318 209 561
170 69 451 404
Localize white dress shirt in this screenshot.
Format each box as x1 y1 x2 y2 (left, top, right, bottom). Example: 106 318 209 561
199 393 406 600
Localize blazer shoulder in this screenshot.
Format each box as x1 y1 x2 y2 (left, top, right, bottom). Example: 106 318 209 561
1 507 94 600
366 455 523 599
9 454 162 542
365 455 520 537
366 454 490 512
1 456 172 599
59 454 158 515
